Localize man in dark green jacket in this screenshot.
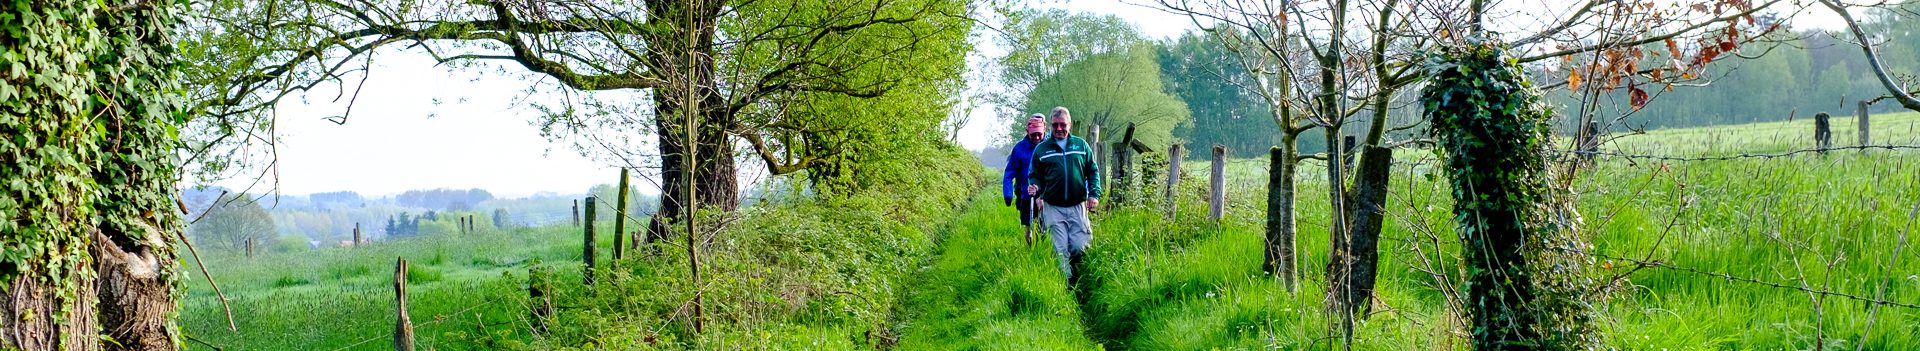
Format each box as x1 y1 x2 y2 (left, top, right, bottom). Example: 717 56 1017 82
1025 106 1100 287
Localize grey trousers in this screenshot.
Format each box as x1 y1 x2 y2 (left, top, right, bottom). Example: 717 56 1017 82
1040 202 1092 280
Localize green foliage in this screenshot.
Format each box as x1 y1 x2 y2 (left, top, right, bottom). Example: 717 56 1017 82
996 9 1148 96
1022 47 1191 148
189 194 277 251
1 0 188 343
1422 42 1597 349
1159 31 1291 156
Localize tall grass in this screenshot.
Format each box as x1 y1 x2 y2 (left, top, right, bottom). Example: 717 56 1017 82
1047 113 1920 350
893 194 1102 350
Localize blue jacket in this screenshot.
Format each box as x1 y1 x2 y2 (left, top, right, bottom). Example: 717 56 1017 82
1002 138 1039 201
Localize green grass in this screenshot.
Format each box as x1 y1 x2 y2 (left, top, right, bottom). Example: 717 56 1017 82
181 112 1920 350
1607 111 1920 155
1047 111 1920 350
894 194 1102 350
180 225 587 350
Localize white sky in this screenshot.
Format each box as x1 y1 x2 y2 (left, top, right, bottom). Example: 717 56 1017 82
222 0 1852 198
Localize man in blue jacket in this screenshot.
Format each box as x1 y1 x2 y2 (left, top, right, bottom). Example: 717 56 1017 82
1003 114 1046 246
1027 107 1100 287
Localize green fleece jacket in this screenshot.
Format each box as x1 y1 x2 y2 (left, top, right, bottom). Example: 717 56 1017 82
1027 135 1101 207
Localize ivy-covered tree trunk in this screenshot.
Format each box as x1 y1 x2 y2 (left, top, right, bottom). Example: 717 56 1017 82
3 2 187 351
1422 43 1594 350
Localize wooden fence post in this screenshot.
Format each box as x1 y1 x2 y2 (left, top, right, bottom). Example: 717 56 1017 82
1576 121 1600 160
394 257 415 351
354 222 362 247
1209 144 1228 223
1111 123 1137 205
1815 112 1833 153
529 266 552 335
1858 100 1871 147
582 196 597 286
245 237 254 257
614 169 631 260
572 200 581 226
1091 124 1106 190
1164 144 1184 220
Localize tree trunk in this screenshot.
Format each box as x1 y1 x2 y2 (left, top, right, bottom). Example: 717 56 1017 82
1322 129 1350 311
644 0 739 246
1264 141 1299 289
4 2 185 350
1337 146 1391 316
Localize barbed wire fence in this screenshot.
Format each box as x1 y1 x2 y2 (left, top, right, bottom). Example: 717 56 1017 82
1158 138 1920 347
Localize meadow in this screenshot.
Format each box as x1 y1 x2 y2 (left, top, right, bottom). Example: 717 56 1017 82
182 112 1920 350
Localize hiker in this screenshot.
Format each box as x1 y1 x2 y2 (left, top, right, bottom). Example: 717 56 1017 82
1003 114 1048 246
1026 106 1100 287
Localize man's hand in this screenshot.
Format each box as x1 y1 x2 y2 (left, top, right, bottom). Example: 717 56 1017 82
1027 184 1039 196
1087 197 1099 210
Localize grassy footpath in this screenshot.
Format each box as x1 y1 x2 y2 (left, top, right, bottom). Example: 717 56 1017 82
894 193 1103 350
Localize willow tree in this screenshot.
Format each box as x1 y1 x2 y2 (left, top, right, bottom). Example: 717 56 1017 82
180 0 974 241
2 1 191 350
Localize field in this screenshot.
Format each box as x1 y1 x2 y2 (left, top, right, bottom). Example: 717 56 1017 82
183 111 1920 350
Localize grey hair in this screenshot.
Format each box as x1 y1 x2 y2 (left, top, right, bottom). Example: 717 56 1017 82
1050 106 1071 121
1029 113 1045 120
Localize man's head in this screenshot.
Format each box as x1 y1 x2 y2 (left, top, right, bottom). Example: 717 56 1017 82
1025 114 1046 142
1049 106 1072 140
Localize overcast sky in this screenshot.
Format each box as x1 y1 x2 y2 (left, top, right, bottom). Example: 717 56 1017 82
220 0 1851 199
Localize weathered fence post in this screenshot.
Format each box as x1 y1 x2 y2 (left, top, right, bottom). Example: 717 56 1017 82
529 266 552 335
1208 144 1228 223
1858 100 1871 147
1163 144 1184 220
1111 123 1137 205
1091 123 1107 190
582 196 597 286
1577 121 1600 160
614 169 631 260
245 237 254 257
394 257 415 351
354 222 363 246
1815 112 1833 153
572 200 581 226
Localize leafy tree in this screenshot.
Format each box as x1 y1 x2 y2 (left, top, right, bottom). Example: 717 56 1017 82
493 208 511 229
1159 32 1297 157
181 0 978 245
1023 47 1190 147
190 194 279 251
